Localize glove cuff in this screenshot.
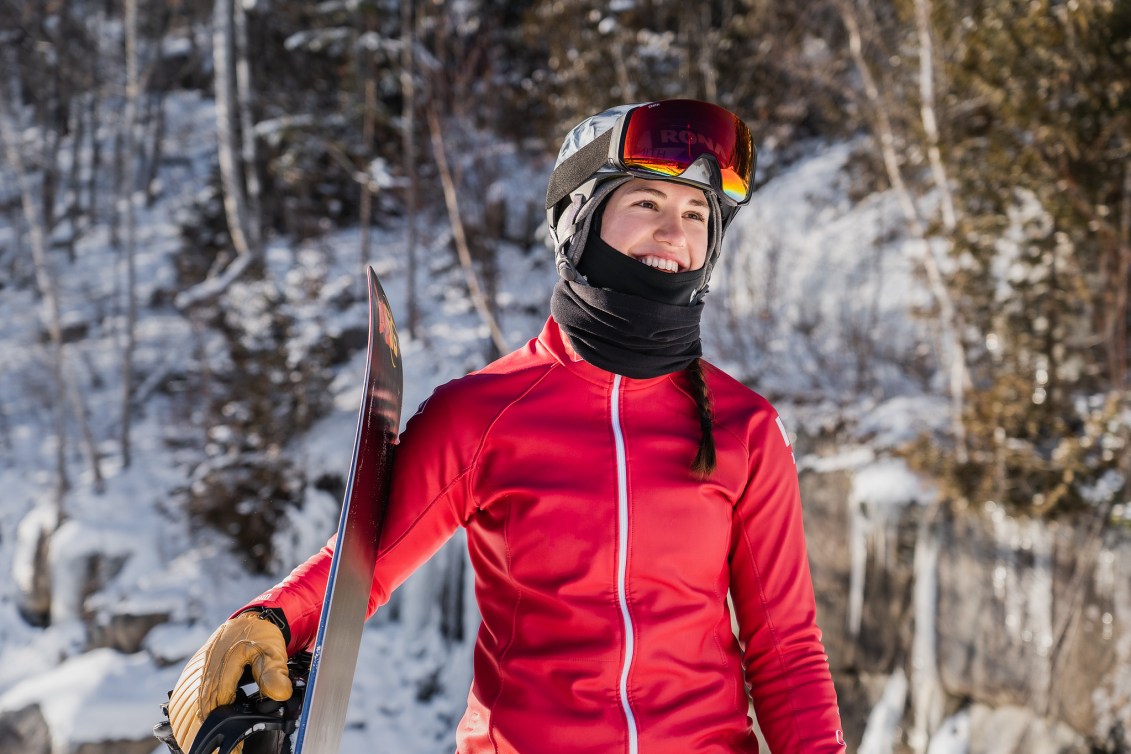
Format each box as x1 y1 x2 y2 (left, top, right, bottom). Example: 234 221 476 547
235 606 292 648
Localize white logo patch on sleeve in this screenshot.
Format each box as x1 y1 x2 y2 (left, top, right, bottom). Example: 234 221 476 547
775 415 796 464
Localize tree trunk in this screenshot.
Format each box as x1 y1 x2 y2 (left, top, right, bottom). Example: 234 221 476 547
143 90 168 207
0 60 71 512
67 374 105 493
212 0 259 262
87 93 102 223
233 0 262 253
1109 160 1130 389
426 104 509 356
401 0 420 337
119 0 140 470
66 93 87 224
913 0 958 232
359 77 376 276
836 0 971 463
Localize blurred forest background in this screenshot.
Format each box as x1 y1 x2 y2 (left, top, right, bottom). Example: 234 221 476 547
0 1 1130 752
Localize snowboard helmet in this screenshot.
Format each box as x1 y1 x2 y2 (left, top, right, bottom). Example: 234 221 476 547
545 99 757 303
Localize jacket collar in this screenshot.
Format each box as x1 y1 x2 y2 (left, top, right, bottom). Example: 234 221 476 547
537 316 674 390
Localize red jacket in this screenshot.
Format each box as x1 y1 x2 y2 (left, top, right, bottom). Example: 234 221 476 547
245 317 844 753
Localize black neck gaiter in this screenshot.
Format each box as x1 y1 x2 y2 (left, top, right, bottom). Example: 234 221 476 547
550 281 703 378
577 232 704 306
550 210 704 378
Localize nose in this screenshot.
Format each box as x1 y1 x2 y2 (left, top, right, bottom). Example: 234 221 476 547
653 210 687 247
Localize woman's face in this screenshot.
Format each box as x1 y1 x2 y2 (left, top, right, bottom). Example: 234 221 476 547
599 178 710 273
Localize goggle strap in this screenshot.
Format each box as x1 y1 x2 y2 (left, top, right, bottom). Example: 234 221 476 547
545 128 614 210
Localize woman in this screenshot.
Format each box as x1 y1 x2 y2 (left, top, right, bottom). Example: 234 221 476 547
168 99 845 753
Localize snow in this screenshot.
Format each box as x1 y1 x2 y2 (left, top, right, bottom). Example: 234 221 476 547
706 141 937 403
12 504 57 600
0 648 182 749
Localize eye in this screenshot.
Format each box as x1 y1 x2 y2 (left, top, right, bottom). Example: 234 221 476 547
635 199 658 210
685 210 707 222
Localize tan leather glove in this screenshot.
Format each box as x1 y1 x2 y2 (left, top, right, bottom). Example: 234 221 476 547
167 611 293 753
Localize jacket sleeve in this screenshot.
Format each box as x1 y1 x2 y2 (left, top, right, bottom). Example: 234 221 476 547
240 384 478 655
728 411 845 753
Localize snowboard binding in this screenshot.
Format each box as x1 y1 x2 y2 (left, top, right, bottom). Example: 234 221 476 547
154 653 311 754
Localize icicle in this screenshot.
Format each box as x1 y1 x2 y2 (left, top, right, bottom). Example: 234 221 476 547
989 505 1023 643
908 504 944 754
1091 542 1131 736
847 457 938 640
988 510 1055 711
858 668 908 754
398 542 441 645
462 541 480 645
1095 547 1116 642
925 708 970 754
1025 518 1054 712
847 492 869 639
447 539 478 704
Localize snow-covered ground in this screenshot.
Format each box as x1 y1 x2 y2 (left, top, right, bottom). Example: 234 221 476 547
0 90 950 752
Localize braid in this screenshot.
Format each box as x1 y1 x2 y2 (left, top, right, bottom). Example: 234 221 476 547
688 358 717 477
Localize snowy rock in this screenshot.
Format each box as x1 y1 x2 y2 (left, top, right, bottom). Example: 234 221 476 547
966 704 1087 754
0 703 51 754
13 504 57 627
934 506 1131 744
86 611 171 654
935 509 1055 708
142 622 214 668
0 648 181 754
801 453 1131 751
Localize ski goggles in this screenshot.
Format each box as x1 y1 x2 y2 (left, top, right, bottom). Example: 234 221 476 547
609 99 756 205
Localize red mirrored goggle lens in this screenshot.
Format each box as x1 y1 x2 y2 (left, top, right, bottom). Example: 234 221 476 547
619 100 754 204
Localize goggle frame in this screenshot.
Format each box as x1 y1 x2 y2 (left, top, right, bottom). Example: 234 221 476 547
604 100 756 207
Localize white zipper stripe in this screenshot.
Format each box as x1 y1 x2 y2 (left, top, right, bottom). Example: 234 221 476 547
610 374 639 753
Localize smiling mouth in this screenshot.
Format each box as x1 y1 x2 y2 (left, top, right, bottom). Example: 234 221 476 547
638 255 681 273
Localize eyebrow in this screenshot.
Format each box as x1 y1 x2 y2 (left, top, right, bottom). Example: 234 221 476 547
626 185 709 208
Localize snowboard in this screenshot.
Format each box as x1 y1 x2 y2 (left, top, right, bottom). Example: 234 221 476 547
155 266 403 754
293 265 403 753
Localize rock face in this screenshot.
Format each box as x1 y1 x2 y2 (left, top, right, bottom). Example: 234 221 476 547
799 456 1131 752
0 704 51 754
87 611 171 654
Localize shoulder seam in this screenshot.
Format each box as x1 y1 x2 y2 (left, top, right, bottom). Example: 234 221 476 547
466 363 559 509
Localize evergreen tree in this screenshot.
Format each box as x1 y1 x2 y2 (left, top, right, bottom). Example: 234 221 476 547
913 0 1130 512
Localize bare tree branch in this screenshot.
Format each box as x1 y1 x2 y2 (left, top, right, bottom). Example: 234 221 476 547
914 0 958 232
233 0 262 252
119 0 140 469
211 0 259 262
837 0 971 464
0 58 70 509
426 103 509 355
401 0 420 337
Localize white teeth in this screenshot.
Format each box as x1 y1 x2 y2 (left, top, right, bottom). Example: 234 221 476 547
640 256 679 272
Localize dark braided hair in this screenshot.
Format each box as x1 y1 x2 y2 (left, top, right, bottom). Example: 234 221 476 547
687 358 716 477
